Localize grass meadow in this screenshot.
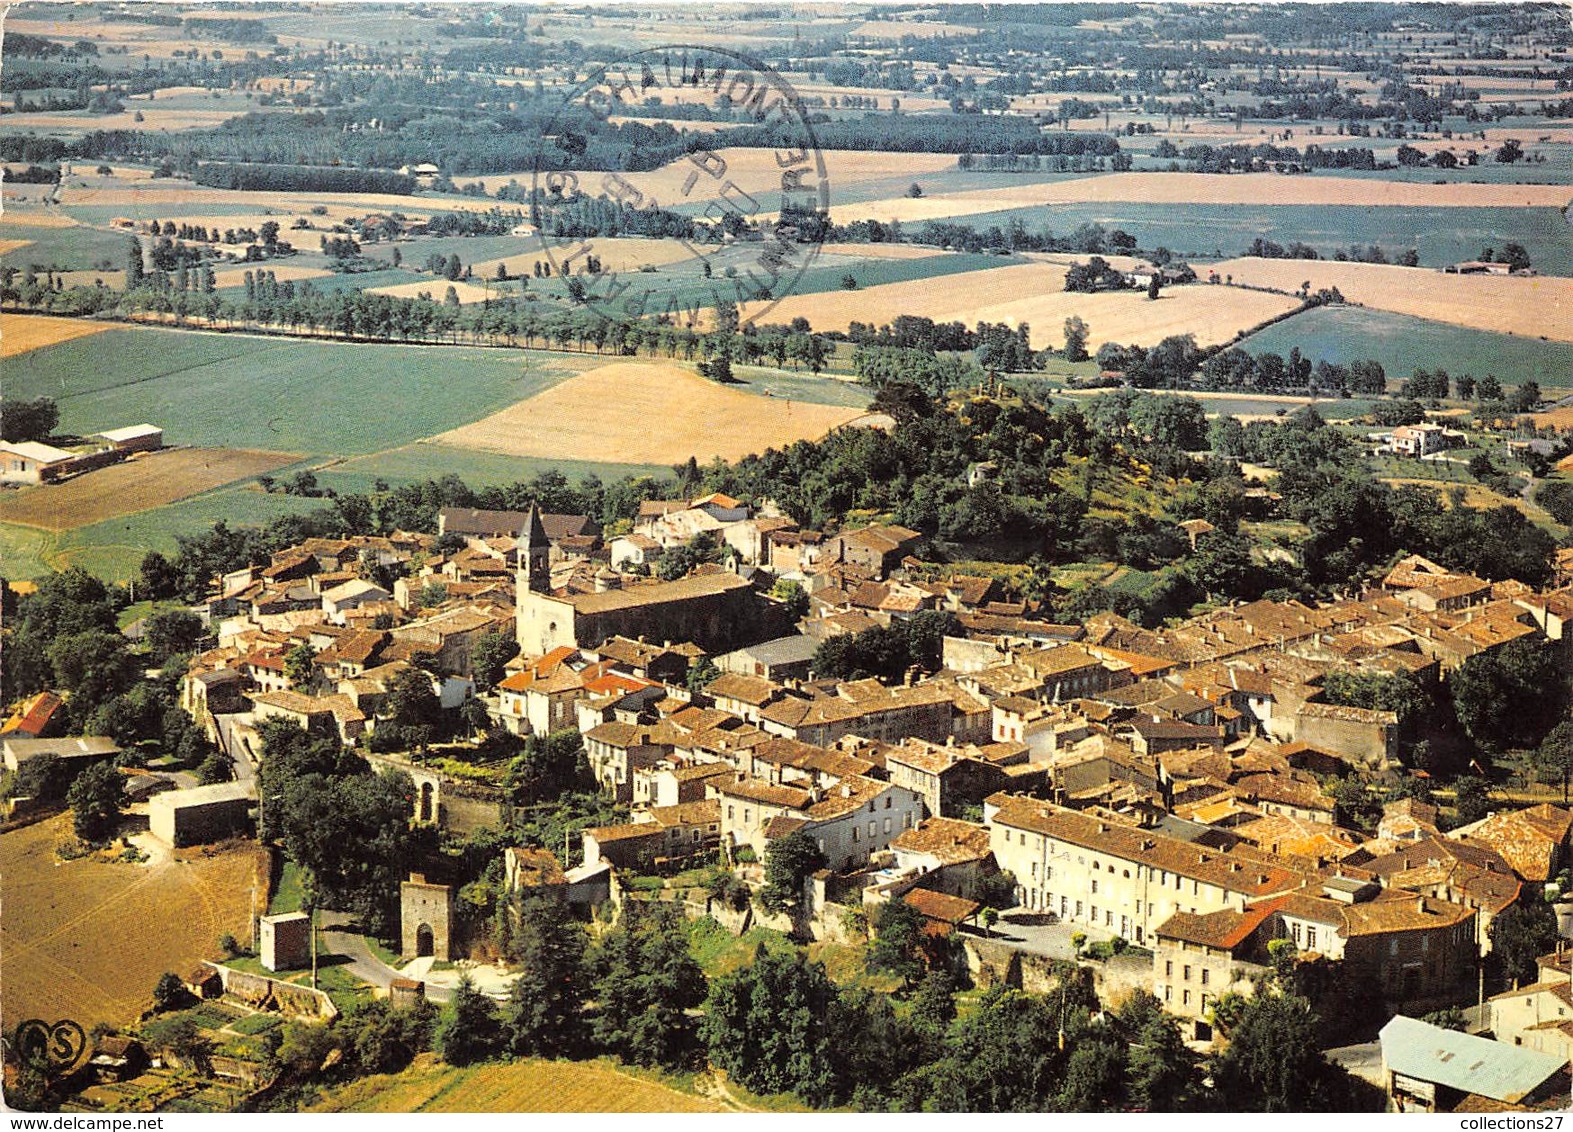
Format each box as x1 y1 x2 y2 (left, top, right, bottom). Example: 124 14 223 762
893 202 1573 275
1239 305 1573 385
4 327 593 452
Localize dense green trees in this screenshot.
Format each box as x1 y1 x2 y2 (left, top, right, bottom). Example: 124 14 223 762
67 761 125 842
505 896 589 1058
1450 639 1567 753
0 396 59 443
1210 994 1354 1112
1489 900 1560 988
588 905 707 1069
700 947 841 1105
759 830 826 914
437 974 504 1067
812 611 961 683
257 719 422 937
469 632 519 693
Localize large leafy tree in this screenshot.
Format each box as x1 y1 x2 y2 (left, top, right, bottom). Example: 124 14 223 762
1451 639 1566 753
505 896 589 1058
143 609 205 664
588 904 706 1068
759 831 825 913
700 948 839 1106
68 762 126 842
1210 994 1344 1112
1489 900 1559 989
867 897 927 989
469 632 519 693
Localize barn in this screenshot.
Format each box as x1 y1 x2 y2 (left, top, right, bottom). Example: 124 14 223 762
148 781 256 847
96 424 164 453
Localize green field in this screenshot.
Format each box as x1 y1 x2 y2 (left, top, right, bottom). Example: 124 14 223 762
1 323 875 582
0 480 324 582
317 443 672 496
5 327 596 452
1 222 134 271
1238 305 1573 385
868 201 1573 275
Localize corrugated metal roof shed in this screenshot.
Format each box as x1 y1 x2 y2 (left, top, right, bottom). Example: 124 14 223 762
1380 1015 1564 1103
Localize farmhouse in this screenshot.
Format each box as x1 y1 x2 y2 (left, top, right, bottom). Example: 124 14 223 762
1385 423 1458 458
0 440 80 484
148 780 256 847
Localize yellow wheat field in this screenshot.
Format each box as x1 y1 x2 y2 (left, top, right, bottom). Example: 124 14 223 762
366 279 498 304
437 361 865 464
310 1054 721 1113
738 261 1071 332
2 313 117 358
738 261 1300 350
469 236 702 279
1204 257 1573 344
818 242 951 260
211 263 336 288
824 171 1573 224
969 285 1304 352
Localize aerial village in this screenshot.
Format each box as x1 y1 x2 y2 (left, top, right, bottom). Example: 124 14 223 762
8 480 1573 1113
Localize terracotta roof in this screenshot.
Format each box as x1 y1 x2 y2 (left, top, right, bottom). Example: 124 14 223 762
990 795 1301 897
708 672 785 706
0 691 62 737
1157 900 1281 950
557 571 753 615
902 887 981 925
892 817 992 865
648 799 721 828
508 847 567 887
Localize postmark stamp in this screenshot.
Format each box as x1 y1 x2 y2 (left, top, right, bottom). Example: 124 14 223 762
532 45 829 328
10 1018 89 1077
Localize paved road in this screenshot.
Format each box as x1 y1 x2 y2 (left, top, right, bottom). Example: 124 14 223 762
318 912 455 1004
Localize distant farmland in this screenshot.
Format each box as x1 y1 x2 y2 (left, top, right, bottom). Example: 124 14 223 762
1206 258 1573 343
4 328 600 454
437 362 869 465
1239 305 1573 386
0 447 299 531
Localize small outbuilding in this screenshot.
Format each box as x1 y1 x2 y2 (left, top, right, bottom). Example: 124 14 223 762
97 424 163 453
148 780 255 847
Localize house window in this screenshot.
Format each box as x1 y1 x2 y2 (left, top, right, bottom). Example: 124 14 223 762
1183 965 1192 981
853 827 861 842
868 821 877 838
1032 862 1039 880
1201 969 1210 986
1183 989 1191 1007
1092 879 1099 894
1163 985 1172 1002
1293 923 1302 945
883 817 891 834
1390 937 1400 956
1165 960 1173 977
1306 927 1317 949
884 796 892 809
